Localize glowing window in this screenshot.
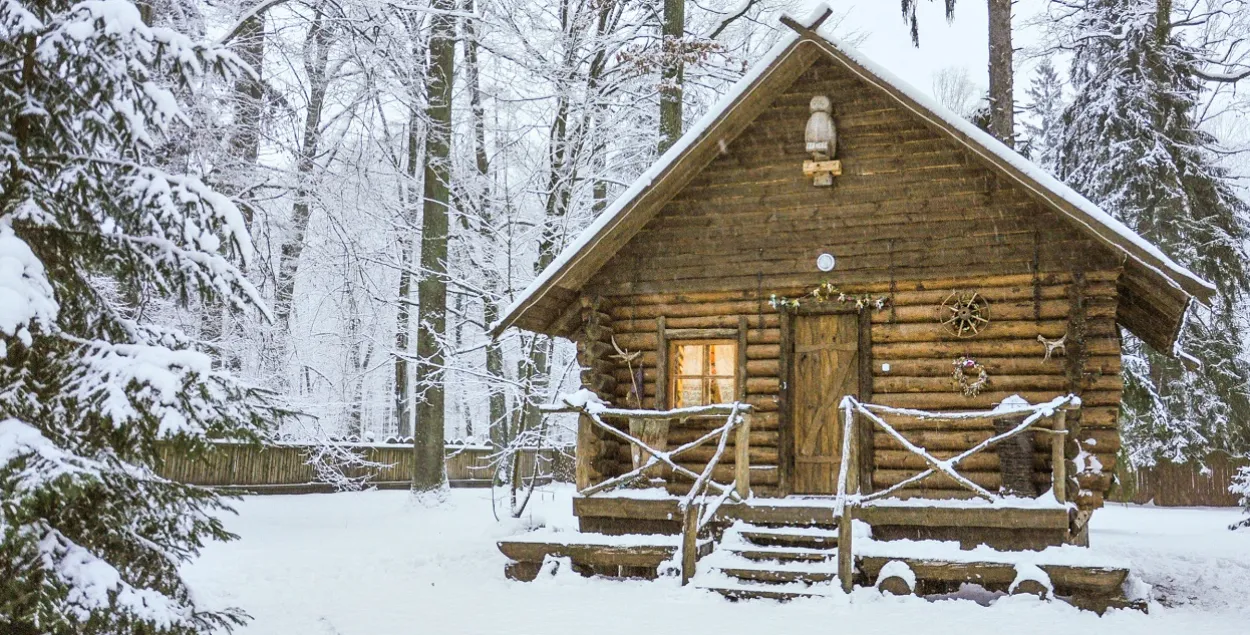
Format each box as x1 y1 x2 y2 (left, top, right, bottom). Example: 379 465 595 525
669 341 737 408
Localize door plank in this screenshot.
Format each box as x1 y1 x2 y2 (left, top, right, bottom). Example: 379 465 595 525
792 313 860 494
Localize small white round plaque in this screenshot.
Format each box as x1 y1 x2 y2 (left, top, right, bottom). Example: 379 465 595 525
816 252 836 272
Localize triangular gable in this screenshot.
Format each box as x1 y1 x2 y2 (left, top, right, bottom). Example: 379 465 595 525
492 6 1212 355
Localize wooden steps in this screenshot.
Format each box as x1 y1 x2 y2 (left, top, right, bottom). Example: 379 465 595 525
694 522 841 600
737 526 840 549
718 565 837 584
726 544 837 563
706 583 832 601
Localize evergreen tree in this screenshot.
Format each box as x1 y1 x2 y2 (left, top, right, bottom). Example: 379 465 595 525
1 1 286 632
1058 0 1250 464
1021 58 1066 174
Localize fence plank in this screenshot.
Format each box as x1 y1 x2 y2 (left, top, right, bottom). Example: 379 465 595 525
156 442 574 493
1111 452 1246 507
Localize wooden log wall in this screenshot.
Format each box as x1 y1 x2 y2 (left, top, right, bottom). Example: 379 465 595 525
569 55 1131 508
156 443 571 490
590 272 1122 505
574 296 628 487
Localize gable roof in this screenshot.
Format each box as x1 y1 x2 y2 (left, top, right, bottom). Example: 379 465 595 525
491 6 1214 355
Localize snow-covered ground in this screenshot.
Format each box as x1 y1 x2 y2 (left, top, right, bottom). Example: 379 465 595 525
184 486 1250 635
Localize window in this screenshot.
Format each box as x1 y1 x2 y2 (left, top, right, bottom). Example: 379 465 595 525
669 341 737 408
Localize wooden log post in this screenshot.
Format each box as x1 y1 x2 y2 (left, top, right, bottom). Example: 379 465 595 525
655 316 668 410
838 502 855 593
1052 407 1068 504
680 501 699 586
735 413 752 499
575 414 597 491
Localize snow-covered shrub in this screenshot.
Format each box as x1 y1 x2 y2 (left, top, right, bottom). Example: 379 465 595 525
1 1 287 632
1231 465 1250 531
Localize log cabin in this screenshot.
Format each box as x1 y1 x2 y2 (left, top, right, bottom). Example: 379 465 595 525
493 7 1209 608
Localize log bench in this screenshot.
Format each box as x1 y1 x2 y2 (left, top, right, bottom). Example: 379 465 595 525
857 556 1142 613
498 533 714 581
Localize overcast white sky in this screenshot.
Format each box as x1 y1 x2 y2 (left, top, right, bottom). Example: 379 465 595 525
805 0 1050 106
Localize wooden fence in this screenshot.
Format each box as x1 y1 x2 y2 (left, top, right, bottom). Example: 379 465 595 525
1110 452 1247 507
157 442 574 494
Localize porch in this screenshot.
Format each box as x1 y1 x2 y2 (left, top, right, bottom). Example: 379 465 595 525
496 394 1141 611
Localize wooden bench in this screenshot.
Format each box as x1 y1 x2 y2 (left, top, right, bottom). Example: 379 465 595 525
858 556 1141 613
498 534 713 581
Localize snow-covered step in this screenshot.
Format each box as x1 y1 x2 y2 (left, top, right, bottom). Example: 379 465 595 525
717 564 837 585
697 578 835 601
722 543 836 563
736 525 840 549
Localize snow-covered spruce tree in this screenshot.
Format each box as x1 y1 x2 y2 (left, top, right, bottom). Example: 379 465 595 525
1232 466 1250 530
1 1 286 633
1058 0 1250 463
1021 58 1065 174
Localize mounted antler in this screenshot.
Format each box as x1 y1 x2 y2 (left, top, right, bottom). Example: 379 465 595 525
610 335 641 364
1038 333 1067 361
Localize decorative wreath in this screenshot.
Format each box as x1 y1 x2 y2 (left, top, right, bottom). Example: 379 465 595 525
939 290 991 338
952 356 989 397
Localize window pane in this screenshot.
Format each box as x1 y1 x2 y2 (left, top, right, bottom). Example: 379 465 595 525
675 344 703 376
709 377 736 404
709 344 736 377
675 378 704 408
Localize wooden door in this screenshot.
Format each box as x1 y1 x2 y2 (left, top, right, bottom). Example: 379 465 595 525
791 313 859 495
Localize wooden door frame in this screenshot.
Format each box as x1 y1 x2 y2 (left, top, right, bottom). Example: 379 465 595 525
779 306 874 496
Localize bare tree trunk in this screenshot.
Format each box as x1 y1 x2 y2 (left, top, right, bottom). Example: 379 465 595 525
342 268 371 439
1155 0 1172 46
227 8 266 204
272 2 333 379
987 0 1014 147
395 111 419 438
463 9 508 455
412 0 457 493
203 4 266 368
658 0 685 152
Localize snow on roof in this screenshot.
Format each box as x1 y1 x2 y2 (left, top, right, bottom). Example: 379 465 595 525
491 22 810 336
809 16 1212 295
491 4 1213 337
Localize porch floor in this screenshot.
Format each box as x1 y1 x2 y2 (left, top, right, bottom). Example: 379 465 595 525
572 491 1071 534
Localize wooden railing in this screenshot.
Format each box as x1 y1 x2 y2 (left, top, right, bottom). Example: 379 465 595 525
544 397 753 584
830 394 1080 592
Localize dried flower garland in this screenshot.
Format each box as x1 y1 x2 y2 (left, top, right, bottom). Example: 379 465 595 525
952 356 989 397
769 281 889 311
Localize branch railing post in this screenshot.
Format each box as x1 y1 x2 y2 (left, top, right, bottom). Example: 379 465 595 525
680 500 699 585
835 396 861 594
734 412 751 500
838 501 855 593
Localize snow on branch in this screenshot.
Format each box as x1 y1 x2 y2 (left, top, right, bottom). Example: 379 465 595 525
0 224 59 358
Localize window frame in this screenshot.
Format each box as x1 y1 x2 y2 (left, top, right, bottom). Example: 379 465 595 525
667 339 739 409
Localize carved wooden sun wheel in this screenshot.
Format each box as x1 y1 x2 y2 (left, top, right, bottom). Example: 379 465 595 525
939 290 991 338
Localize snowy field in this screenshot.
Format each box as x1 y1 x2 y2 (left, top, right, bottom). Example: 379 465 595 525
184 486 1250 635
